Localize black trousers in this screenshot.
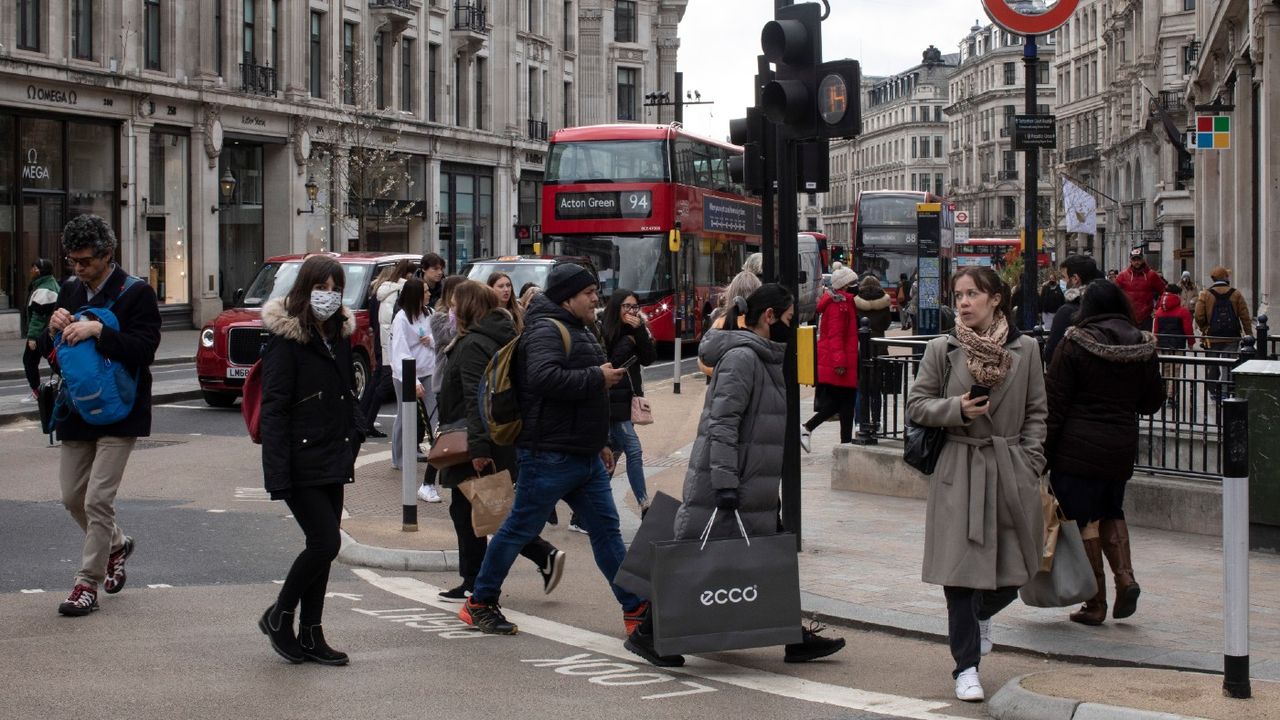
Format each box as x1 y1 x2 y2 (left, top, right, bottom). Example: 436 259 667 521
449 486 555 587
23 342 44 392
278 484 344 625
359 364 393 429
943 585 1019 676
804 384 858 443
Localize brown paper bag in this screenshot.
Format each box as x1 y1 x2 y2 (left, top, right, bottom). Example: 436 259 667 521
458 469 515 537
1039 481 1063 573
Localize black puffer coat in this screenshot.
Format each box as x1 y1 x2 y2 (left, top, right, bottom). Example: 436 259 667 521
436 309 519 489
1045 315 1165 482
606 325 657 422
516 293 610 455
259 299 365 500
853 287 893 355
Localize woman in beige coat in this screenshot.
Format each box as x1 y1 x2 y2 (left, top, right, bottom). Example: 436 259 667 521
906 266 1047 703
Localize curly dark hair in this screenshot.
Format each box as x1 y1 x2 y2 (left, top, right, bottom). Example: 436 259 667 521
61 214 117 257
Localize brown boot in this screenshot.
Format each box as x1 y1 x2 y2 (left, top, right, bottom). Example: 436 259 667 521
1069 536 1108 625
1100 518 1141 619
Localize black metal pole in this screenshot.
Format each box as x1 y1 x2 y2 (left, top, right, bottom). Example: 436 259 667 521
1022 35 1040 330
674 71 684 124
401 358 418 531
853 317 877 445
778 134 801 545
758 55 777 283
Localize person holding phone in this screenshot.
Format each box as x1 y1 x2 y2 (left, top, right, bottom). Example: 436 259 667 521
906 266 1047 703
602 289 656 511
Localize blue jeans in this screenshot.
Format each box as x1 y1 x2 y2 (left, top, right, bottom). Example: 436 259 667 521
609 420 647 505
472 449 642 612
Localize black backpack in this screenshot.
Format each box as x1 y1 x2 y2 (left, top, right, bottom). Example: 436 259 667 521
1207 289 1242 339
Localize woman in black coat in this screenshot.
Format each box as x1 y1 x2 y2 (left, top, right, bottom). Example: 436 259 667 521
435 280 565 601
602 289 657 509
258 255 365 666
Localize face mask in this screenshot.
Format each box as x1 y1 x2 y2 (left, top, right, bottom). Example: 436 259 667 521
310 289 342 321
769 320 791 344
1058 279 1067 292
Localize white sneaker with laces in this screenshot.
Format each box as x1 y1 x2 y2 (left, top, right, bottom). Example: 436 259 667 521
800 428 812 454
417 484 442 503
954 667 984 702
979 618 992 656
20 394 37 404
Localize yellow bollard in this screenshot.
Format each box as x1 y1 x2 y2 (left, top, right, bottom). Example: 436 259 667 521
796 325 817 386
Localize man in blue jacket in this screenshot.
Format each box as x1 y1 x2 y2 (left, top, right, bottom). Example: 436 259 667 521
460 264 637 635
43 215 161 616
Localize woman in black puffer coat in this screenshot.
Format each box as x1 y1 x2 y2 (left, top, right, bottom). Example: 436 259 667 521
258 255 366 667
1046 280 1164 627
435 281 565 601
603 289 657 508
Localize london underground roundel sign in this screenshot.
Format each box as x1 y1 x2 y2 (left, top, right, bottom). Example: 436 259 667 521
982 0 1080 36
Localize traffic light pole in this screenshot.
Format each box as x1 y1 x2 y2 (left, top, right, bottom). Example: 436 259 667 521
758 55 778 283
1022 35 1040 330
777 135 802 545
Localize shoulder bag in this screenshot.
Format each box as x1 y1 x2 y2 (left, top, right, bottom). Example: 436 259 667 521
903 351 951 474
626 371 653 425
427 419 470 470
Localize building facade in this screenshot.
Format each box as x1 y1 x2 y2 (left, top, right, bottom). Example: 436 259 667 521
945 22 1057 240
0 0 684 334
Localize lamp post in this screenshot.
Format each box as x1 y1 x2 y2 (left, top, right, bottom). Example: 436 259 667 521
296 176 321 215
210 169 237 214
643 72 713 123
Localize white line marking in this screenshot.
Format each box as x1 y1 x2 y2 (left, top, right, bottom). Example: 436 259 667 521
156 404 220 410
20 589 45 594
208 509 227 513
352 569 965 719
147 584 173 589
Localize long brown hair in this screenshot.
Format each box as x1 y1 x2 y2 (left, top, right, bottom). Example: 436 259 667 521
284 255 346 339
487 271 524 332
951 266 1013 321
453 280 499 335
438 274 466 309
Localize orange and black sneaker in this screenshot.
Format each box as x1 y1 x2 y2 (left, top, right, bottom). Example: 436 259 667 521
623 601 649 636
459 598 518 635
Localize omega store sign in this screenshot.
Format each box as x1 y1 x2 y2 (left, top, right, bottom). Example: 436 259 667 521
2 81 129 117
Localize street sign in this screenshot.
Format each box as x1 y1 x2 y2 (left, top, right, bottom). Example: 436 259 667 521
955 226 970 244
955 210 970 225
982 0 1080 36
1013 115 1057 149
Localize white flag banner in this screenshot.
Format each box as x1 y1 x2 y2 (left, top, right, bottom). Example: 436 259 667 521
1063 178 1098 235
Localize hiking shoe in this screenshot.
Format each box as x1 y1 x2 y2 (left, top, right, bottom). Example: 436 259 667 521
954 667 984 702
103 536 135 594
979 618 993 655
58 584 98 617
438 584 472 602
784 623 846 663
258 603 305 664
623 601 649 636
298 624 349 666
459 598 517 635
417 484 442 503
625 625 685 668
800 428 812 453
539 549 567 595
567 515 588 534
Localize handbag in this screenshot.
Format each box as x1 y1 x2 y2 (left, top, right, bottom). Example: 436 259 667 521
626 371 653 425
457 468 515 536
903 354 951 474
613 492 682 597
650 510 802 656
38 374 64 435
426 420 469 470
1019 483 1098 608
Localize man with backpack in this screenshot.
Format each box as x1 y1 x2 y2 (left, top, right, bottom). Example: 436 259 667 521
42 214 161 616
459 263 635 635
1195 266 1253 400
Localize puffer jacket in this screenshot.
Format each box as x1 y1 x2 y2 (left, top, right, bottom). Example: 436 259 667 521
606 325 657 422
515 292 610 455
429 309 458 394
674 329 786 541
26 273 60 339
1115 264 1167 325
259 298 364 499
1153 292 1194 350
854 287 893 355
375 279 405 366
437 309 517 489
1045 315 1165 483
815 289 858 388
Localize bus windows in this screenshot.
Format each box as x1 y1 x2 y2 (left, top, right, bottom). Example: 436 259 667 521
546 140 668 184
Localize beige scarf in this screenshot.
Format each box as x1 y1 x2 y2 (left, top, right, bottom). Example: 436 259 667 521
953 312 1013 389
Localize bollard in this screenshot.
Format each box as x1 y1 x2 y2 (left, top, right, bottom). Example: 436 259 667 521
401 358 418 532
852 317 877 446
672 318 683 395
1222 397 1250 699
1256 315 1270 361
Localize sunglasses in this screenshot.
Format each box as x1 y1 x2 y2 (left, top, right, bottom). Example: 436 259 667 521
66 254 102 268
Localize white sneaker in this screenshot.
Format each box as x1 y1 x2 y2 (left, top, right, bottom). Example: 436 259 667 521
20 394 37 404
957 666 983 696
800 428 812 453
954 667 984 702
979 618 992 655
417 484 442 503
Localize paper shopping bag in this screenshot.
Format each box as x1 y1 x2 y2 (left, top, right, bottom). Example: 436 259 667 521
1038 481 1063 573
612 492 681 598
458 469 515 537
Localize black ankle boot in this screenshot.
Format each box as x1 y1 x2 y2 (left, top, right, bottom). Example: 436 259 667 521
298 624 349 666
258 604 304 664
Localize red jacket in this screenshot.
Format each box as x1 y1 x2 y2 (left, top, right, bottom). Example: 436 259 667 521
816 289 858 388
1153 293 1194 349
1115 264 1166 324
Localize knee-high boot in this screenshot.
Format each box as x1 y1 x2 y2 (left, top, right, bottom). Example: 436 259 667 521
1069 536 1107 625
1100 518 1140 619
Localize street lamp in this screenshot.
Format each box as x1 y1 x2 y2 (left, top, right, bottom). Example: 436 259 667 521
297 176 321 215
210 169 237 214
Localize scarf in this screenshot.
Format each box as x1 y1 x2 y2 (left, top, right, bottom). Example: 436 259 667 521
1064 286 1084 303
953 312 1013 389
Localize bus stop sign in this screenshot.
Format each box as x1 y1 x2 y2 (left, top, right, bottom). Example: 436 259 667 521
981 0 1079 36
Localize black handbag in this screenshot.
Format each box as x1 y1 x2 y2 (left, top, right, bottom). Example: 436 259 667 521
903 355 951 474
38 374 64 435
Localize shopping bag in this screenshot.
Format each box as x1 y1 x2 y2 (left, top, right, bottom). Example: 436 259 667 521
457 469 515 537
1037 482 1063 573
427 420 469 470
612 492 681 598
651 510 802 656
1019 521 1098 608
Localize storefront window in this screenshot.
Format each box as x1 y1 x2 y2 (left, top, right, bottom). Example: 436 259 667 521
0 115 14 311
147 131 189 304
19 117 64 191
439 165 495 270
219 143 265 305
67 122 116 220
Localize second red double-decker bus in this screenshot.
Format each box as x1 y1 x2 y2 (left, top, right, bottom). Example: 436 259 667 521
541 124 762 342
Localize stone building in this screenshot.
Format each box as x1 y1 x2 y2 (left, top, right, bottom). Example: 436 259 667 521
945 22 1057 239
0 0 684 333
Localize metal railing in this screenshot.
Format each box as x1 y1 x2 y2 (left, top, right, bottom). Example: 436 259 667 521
371 0 414 8
453 1 488 33
1066 143 1098 161
527 118 548 140
239 61 277 97
1158 90 1185 113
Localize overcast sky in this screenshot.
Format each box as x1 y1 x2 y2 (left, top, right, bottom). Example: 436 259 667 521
673 1 994 141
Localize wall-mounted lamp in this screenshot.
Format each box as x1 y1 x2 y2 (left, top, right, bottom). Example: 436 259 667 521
296 177 320 215
210 170 237 214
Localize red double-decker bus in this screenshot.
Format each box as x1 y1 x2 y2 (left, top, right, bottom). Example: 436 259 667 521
541 124 763 342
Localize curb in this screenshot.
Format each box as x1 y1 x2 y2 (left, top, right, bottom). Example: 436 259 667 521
0 387 205 427
0 354 194 382
336 529 458 572
988 674 1209 720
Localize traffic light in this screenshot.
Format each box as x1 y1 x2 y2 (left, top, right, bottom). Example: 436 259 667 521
728 109 767 195
816 59 862 140
760 3 823 139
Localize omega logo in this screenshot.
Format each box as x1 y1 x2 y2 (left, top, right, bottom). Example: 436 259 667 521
22 149 50 181
699 585 759 606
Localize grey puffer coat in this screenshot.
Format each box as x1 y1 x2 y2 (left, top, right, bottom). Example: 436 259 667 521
674 329 786 541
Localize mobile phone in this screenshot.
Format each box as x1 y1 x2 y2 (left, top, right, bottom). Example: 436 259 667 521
618 356 638 370
970 384 991 404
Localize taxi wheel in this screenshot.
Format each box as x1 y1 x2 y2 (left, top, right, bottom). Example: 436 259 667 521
202 390 238 408
351 353 371 403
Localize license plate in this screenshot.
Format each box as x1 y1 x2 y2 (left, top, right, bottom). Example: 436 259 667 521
226 366 251 379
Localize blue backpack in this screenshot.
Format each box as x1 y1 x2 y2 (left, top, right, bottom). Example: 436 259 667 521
52 276 143 427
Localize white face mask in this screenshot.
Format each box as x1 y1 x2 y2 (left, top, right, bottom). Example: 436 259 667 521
310 289 342 321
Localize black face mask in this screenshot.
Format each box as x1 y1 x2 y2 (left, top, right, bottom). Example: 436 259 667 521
769 320 791 344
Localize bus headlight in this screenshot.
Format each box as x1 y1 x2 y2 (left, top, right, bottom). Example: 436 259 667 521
200 328 215 348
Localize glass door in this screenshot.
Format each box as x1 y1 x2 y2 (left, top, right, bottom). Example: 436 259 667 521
18 194 65 329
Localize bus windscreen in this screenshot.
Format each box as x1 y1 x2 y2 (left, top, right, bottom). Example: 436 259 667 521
546 141 668 184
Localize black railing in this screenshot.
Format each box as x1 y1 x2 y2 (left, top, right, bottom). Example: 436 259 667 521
239 61 277 97
371 0 413 8
453 1 488 32
1159 90 1185 113
1066 143 1098 161
527 118 548 140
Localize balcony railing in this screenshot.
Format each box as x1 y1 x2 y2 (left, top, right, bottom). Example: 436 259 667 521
999 217 1017 229
239 60 277 97
1158 90 1185 113
371 0 413 8
453 2 488 33
997 169 1018 181
1065 143 1099 162
527 118 548 141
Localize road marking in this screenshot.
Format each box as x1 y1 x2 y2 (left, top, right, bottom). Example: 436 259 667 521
353 607 488 640
208 509 227 513
353 569 966 719
147 584 173 589
234 487 272 502
522 653 713 696
325 592 363 601
20 589 45 594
